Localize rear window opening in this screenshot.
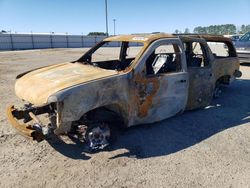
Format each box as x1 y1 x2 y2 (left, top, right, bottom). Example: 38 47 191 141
207 42 237 58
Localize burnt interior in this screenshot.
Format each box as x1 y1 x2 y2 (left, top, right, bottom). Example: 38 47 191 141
184 41 210 68
145 43 182 75
77 41 143 71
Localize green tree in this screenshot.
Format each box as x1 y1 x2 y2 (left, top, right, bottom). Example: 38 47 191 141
193 24 236 35
240 25 246 34
240 25 250 34
184 28 190 34
193 26 207 34
174 29 180 34
246 25 250 33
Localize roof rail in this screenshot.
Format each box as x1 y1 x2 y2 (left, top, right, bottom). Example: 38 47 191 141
173 33 223 37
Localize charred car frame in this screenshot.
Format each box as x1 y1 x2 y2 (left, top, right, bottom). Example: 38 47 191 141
7 33 241 150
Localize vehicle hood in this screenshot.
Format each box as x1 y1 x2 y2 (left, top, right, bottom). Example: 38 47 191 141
15 62 118 105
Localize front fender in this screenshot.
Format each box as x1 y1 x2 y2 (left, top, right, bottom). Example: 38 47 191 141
50 75 130 123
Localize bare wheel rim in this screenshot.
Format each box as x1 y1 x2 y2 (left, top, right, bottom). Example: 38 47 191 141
87 123 111 150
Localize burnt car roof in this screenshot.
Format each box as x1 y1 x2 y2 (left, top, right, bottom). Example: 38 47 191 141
175 34 233 42
104 33 233 44
104 33 177 44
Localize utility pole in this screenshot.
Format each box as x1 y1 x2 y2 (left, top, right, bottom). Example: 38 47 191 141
105 0 108 36
113 19 116 35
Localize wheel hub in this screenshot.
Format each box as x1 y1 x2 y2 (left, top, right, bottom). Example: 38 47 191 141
88 123 110 150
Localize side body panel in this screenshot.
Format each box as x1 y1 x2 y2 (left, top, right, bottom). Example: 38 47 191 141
186 67 214 110
207 38 240 82
213 57 240 82
184 38 215 110
51 74 131 130
129 38 189 126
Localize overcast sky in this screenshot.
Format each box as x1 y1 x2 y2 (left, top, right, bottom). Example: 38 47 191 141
0 0 249 35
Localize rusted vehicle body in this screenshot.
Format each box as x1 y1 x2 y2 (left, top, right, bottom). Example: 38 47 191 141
7 33 241 150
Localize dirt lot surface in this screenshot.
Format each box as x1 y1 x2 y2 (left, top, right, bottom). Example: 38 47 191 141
0 48 250 188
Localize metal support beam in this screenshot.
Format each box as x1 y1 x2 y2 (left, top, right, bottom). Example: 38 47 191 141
113 19 116 35
105 0 109 36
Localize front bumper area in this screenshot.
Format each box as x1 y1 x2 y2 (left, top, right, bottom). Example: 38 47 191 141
6 105 53 141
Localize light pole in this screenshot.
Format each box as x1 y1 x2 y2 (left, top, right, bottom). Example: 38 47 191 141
113 19 116 35
105 0 108 36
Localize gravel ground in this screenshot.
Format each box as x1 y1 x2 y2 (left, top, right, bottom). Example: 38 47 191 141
0 48 249 188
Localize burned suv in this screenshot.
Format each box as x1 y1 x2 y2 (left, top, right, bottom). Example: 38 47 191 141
7 33 241 150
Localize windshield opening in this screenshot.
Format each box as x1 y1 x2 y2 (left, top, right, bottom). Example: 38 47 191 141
77 41 144 71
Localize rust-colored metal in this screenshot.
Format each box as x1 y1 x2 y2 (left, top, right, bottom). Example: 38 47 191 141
185 34 233 42
14 63 118 105
179 35 240 110
6 105 36 138
133 73 160 117
104 33 175 44
29 111 42 125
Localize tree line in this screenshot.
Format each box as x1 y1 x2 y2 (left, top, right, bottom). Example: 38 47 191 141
88 24 250 36
175 24 250 35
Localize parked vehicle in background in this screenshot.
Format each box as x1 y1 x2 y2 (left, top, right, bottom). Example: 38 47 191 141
235 32 250 63
230 34 242 42
223 34 243 48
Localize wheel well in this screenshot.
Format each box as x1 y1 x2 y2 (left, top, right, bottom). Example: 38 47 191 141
217 75 231 85
83 104 128 128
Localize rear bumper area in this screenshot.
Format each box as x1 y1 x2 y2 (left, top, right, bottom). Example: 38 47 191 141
237 51 250 63
6 105 44 140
